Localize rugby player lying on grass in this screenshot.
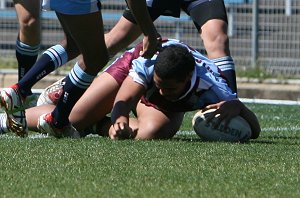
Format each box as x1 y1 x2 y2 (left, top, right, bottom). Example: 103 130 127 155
0 39 260 140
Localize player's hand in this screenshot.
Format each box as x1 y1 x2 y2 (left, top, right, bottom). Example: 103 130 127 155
203 100 244 129
109 122 136 140
140 35 162 59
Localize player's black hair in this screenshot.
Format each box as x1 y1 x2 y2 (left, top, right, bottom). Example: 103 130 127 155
154 45 195 81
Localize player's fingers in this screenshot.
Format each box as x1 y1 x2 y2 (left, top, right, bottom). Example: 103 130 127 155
206 113 215 123
109 125 118 140
203 104 215 112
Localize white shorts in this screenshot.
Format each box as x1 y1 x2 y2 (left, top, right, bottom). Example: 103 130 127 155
42 0 100 15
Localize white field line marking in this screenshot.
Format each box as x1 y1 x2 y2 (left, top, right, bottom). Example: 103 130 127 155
0 89 297 106
240 98 300 105
262 126 300 132
178 126 300 135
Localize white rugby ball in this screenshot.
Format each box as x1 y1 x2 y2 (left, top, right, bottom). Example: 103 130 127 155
192 108 252 142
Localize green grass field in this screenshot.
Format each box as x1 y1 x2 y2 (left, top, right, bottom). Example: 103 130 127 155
0 103 299 198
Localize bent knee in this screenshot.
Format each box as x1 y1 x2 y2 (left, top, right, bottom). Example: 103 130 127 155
135 122 178 140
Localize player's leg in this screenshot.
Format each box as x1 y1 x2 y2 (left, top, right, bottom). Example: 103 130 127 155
25 104 55 131
0 38 72 136
186 0 237 93
19 72 118 134
13 0 40 80
70 72 119 132
105 16 141 56
130 102 185 140
39 10 109 134
71 45 137 136
105 7 161 56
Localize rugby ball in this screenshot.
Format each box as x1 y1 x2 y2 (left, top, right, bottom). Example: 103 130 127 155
192 108 252 142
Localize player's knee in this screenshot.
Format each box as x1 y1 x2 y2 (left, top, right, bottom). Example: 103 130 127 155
136 122 176 140
19 14 39 31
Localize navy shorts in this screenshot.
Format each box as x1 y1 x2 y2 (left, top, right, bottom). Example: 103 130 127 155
123 0 228 30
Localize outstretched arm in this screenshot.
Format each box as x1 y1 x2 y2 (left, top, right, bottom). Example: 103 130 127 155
110 76 145 139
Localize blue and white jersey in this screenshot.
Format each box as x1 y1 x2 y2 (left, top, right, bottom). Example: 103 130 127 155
43 0 100 15
129 39 237 112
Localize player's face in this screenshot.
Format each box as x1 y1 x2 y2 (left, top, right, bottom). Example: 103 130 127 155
153 73 190 101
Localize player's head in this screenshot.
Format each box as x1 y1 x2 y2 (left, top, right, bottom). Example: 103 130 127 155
153 44 195 101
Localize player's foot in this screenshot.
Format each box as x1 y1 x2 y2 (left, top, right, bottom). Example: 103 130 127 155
0 112 27 137
37 113 80 139
37 78 65 106
0 85 27 136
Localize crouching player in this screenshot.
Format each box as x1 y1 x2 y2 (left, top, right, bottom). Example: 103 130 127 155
108 39 261 140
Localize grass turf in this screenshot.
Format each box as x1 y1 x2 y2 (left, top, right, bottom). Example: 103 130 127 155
0 103 299 198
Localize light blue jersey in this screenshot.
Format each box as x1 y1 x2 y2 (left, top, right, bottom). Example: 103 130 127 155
129 39 237 112
43 0 100 15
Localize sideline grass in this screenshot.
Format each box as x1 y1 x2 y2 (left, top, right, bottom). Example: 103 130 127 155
0 103 299 198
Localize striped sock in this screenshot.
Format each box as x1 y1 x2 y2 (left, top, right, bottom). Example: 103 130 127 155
16 39 40 81
43 44 68 69
17 44 68 97
52 62 96 128
212 56 237 93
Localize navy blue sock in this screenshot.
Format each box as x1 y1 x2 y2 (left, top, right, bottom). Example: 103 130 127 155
17 54 54 97
52 62 95 128
17 45 68 97
221 70 237 94
15 39 40 81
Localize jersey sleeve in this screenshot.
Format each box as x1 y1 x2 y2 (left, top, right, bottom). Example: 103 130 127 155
128 55 157 89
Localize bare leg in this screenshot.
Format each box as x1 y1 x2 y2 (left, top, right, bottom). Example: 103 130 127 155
200 19 229 59
70 73 120 131
26 105 55 131
109 101 185 140
105 16 142 56
14 0 40 45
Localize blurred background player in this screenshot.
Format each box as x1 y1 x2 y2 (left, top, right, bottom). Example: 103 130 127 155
0 0 160 137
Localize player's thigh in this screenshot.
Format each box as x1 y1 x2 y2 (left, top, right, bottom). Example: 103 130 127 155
135 102 184 139
56 11 108 71
14 0 41 43
200 19 228 43
187 1 229 57
186 0 227 32
14 0 40 19
70 73 120 130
